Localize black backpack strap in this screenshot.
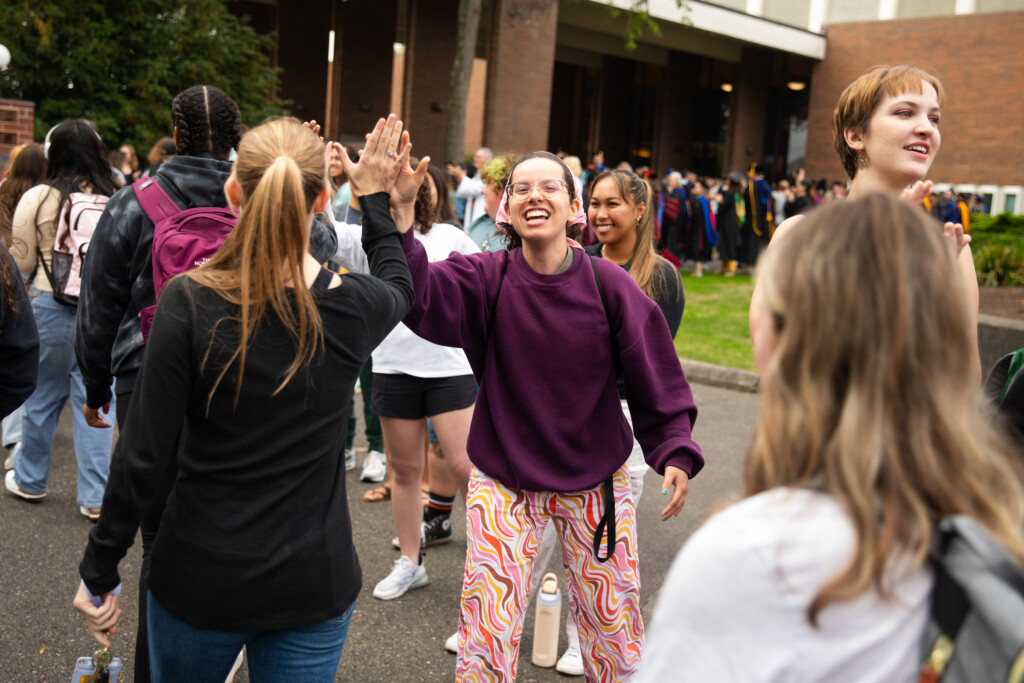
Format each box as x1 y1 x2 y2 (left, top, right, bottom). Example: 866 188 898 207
589 254 622 378
592 476 617 563
483 250 509 353
932 561 970 640
931 528 971 640
588 252 622 563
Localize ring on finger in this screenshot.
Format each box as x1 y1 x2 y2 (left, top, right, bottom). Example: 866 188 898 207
385 149 395 159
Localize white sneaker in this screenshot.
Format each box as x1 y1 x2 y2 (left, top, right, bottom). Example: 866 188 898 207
372 555 428 600
345 448 356 471
360 449 386 483
4 442 20 471
555 642 585 676
444 631 458 654
5 470 45 500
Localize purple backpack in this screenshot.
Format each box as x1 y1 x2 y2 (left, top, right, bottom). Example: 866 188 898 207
132 177 236 342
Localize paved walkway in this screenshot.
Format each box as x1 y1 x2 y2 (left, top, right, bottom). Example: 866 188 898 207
0 381 758 682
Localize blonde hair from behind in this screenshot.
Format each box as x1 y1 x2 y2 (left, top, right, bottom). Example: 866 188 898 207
749 193 1024 623
187 118 326 408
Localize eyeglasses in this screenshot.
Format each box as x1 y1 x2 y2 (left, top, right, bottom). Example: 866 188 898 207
506 179 568 200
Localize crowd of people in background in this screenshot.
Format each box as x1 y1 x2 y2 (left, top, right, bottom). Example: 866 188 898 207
0 62 1020 683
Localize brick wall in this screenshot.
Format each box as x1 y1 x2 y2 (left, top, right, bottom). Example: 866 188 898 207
653 51 698 173
723 47 772 177
403 0 460 163
276 0 332 123
333 0 397 141
805 11 1024 186
484 0 559 155
0 99 35 170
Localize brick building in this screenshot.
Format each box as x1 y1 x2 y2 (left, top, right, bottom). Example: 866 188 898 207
0 99 35 170
232 0 1023 213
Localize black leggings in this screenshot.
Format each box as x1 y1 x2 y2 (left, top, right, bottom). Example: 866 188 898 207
115 393 178 683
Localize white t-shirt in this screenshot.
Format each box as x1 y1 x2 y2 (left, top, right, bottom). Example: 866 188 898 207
639 488 933 683
332 219 479 377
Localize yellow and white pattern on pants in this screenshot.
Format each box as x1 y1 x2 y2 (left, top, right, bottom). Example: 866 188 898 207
456 465 642 682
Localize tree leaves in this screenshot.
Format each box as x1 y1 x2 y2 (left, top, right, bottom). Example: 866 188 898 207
0 0 288 152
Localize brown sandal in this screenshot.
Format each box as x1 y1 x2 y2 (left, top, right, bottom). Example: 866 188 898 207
362 484 391 502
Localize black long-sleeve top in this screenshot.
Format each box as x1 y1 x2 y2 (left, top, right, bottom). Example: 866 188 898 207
0 244 38 419
79 193 412 631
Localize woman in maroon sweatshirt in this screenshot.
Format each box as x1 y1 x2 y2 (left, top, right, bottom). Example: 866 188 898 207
396 150 703 681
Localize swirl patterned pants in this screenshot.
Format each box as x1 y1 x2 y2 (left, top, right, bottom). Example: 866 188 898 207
456 466 642 682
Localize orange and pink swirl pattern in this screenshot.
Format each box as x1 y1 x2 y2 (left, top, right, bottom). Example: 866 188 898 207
455 467 643 682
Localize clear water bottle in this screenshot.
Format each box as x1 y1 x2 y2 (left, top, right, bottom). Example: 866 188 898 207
532 572 562 667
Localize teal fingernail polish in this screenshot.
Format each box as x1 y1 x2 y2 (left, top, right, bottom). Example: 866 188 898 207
662 488 668 495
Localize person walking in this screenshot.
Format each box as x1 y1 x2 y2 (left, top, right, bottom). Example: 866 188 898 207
6 119 118 521
0 141 46 469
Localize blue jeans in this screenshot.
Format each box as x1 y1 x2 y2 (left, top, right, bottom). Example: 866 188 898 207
147 592 356 683
12 289 114 507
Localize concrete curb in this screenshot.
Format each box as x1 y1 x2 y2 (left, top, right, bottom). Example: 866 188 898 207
679 357 760 393
979 313 1024 376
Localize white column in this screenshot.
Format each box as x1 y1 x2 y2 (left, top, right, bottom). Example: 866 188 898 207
809 0 828 32
879 0 897 20
746 0 764 16
955 0 976 14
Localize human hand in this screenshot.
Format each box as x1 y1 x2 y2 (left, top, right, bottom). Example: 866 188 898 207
900 179 933 205
302 120 324 143
660 466 689 521
390 130 430 207
340 115 409 198
83 403 112 429
943 221 971 254
447 163 465 182
73 583 122 648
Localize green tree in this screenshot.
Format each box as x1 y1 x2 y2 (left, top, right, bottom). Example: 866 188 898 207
0 0 289 154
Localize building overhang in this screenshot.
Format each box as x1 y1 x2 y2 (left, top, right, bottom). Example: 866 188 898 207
569 0 826 61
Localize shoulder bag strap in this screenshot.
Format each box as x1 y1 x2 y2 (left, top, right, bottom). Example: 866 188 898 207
132 177 181 225
588 252 622 564
483 250 510 353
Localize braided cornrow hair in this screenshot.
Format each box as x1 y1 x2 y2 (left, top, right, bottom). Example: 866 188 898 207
170 85 242 158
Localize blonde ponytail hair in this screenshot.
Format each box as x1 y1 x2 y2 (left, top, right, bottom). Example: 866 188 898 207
186 118 326 408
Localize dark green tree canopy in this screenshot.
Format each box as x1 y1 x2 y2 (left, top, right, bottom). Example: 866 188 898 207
0 0 289 154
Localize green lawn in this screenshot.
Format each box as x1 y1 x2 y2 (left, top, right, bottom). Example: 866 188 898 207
673 271 756 371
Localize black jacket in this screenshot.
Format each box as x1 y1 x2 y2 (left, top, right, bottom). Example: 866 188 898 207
75 154 338 409
0 244 39 419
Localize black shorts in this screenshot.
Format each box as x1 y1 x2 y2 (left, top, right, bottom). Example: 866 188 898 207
371 373 477 420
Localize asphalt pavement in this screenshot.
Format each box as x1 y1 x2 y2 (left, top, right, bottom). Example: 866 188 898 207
0 381 758 682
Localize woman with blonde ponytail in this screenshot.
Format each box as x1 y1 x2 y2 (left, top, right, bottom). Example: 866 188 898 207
74 116 421 681
641 194 1024 682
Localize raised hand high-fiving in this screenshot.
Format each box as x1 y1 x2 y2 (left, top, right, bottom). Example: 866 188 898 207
340 115 409 198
